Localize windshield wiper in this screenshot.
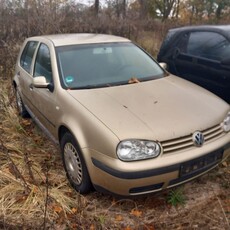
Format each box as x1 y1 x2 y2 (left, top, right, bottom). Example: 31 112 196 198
69 83 110 90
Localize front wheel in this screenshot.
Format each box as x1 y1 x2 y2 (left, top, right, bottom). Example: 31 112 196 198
60 132 93 194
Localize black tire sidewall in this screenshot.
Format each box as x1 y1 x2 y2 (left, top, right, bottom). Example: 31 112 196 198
16 88 29 118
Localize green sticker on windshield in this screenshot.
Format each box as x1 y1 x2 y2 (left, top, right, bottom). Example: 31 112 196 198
65 76 74 83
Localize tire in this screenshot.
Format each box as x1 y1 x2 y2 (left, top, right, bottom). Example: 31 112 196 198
60 132 93 194
15 87 29 118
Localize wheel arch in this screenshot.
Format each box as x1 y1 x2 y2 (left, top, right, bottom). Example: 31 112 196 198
58 125 72 144
12 80 19 93
12 80 17 88
58 125 84 151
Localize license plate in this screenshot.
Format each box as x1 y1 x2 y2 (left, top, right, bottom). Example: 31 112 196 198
180 150 223 177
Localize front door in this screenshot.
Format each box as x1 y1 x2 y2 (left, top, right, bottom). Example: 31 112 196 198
173 31 230 102
31 43 58 137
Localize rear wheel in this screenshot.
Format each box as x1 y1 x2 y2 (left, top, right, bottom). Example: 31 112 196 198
60 132 93 194
15 87 29 118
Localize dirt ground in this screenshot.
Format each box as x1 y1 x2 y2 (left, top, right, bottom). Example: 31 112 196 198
0 81 230 230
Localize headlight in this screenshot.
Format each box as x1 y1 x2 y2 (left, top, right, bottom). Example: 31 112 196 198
222 112 230 132
117 140 161 161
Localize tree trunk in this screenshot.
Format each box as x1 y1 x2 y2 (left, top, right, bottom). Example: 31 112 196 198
138 0 147 19
94 0 99 17
216 2 223 19
122 0 126 18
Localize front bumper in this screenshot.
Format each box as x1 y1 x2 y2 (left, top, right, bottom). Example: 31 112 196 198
83 135 230 196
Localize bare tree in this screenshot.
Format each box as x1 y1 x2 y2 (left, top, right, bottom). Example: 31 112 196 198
215 0 230 19
94 0 99 16
138 0 148 18
154 0 177 21
122 0 126 18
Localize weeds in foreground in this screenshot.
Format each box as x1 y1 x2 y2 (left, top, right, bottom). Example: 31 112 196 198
0 80 89 228
167 188 186 207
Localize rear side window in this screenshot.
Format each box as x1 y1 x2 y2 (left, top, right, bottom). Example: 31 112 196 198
187 31 230 61
20 41 38 73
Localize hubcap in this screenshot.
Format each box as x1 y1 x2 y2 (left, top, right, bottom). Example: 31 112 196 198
64 143 83 185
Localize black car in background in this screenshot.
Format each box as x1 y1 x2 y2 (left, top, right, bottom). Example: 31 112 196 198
157 25 230 103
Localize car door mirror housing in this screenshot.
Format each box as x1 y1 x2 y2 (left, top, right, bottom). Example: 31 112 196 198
33 76 49 88
33 76 54 92
159 62 168 70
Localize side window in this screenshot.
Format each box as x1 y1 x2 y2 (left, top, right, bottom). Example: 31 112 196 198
177 33 189 53
187 31 230 61
20 41 38 73
34 44 52 83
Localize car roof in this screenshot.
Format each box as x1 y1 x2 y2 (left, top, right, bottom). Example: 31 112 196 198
28 33 130 47
169 25 230 38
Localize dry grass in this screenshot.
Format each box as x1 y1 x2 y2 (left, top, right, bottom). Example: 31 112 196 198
0 80 89 229
0 79 230 230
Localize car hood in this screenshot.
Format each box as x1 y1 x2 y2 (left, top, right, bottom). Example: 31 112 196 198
67 75 229 141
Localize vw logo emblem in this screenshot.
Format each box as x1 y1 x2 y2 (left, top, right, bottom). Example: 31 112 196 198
192 131 204 147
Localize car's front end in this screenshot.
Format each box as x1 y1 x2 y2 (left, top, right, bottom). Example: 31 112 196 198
66 76 230 196
86 122 230 196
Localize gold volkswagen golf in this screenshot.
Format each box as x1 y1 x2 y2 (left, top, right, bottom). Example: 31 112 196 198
13 34 230 196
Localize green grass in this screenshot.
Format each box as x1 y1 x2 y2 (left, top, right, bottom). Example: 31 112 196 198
167 187 186 207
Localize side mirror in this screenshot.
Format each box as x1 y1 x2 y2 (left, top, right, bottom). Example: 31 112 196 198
159 62 168 70
33 76 49 88
33 76 54 92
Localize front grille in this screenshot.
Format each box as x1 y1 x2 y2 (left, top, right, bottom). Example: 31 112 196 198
161 124 225 154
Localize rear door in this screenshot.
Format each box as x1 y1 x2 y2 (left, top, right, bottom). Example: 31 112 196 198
18 40 39 113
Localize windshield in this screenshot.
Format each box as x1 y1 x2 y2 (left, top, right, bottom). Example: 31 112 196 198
56 42 165 89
